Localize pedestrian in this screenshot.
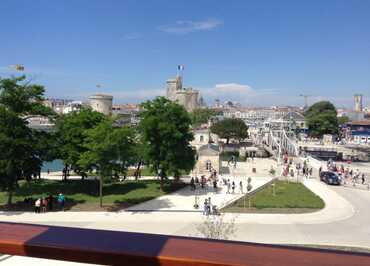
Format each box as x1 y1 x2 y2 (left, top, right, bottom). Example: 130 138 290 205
34 198 41 213
47 169 50 175
361 173 366 184
207 197 212 215
58 193 65 211
190 177 195 191
213 179 217 191
203 199 208 215
41 198 48 213
47 194 53 211
232 181 235 194
239 181 243 194
309 168 313 177
227 179 231 194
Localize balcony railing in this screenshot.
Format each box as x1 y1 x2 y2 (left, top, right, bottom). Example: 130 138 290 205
0 222 369 266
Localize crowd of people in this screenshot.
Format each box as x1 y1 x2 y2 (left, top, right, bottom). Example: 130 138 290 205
321 159 367 185
203 197 219 216
32 193 66 213
281 153 313 179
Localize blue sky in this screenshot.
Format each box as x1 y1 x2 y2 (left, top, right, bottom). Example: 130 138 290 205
1 0 370 107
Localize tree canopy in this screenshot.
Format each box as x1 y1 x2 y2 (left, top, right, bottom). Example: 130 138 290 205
55 107 106 179
78 119 136 177
304 101 339 137
190 108 221 128
0 76 54 204
78 119 137 206
139 97 195 189
210 118 248 144
338 116 349 126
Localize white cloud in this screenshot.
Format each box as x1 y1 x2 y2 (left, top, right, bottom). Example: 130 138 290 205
197 83 279 106
159 18 223 34
201 83 274 97
214 83 253 93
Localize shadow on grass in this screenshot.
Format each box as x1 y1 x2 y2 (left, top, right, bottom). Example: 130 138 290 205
15 179 151 198
1 180 187 212
0 198 86 214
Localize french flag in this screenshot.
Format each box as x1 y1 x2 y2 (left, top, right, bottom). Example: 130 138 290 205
177 65 185 71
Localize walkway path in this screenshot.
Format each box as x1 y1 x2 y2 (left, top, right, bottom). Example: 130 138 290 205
127 176 272 212
0 158 366 265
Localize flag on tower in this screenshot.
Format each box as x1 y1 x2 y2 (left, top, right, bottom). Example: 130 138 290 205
177 65 185 71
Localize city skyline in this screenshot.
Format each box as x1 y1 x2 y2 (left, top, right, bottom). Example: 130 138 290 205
1 0 370 107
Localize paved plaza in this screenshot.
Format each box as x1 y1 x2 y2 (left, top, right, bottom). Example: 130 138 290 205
1 158 370 265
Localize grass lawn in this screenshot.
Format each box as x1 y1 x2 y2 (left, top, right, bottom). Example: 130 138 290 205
223 180 325 213
127 167 157 176
0 179 186 212
126 167 189 177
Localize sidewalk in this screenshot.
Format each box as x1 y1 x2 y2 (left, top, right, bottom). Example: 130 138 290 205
126 176 272 212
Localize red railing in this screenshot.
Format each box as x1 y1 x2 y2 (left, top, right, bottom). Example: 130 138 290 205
0 222 369 266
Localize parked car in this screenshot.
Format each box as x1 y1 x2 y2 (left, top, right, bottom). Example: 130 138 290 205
320 171 341 185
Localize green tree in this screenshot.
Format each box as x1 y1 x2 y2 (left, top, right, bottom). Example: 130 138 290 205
56 108 105 180
0 76 54 204
78 119 136 207
304 101 339 137
190 108 220 128
338 116 349 126
139 97 195 190
210 118 249 144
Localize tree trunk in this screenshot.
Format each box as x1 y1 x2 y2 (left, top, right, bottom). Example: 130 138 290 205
160 174 164 191
174 172 180 183
63 164 68 181
159 169 165 191
99 175 103 208
134 160 142 181
7 190 13 206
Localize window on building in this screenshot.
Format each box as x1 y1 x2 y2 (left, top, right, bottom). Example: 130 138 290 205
206 160 212 170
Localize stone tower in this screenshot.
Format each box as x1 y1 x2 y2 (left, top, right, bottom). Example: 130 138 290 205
89 94 113 115
165 75 201 112
166 76 182 101
354 94 363 112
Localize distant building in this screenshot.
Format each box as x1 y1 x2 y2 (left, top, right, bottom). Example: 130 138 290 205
27 116 54 132
112 103 140 115
62 101 83 114
345 120 370 144
191 128 219 150
354 94 363 112
89 94 113 115
265 111 307 131
166 76 200 112
337 107 365 122
43 98 74 114
195 144 221 175
112 104 140 126
222 106 300 128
